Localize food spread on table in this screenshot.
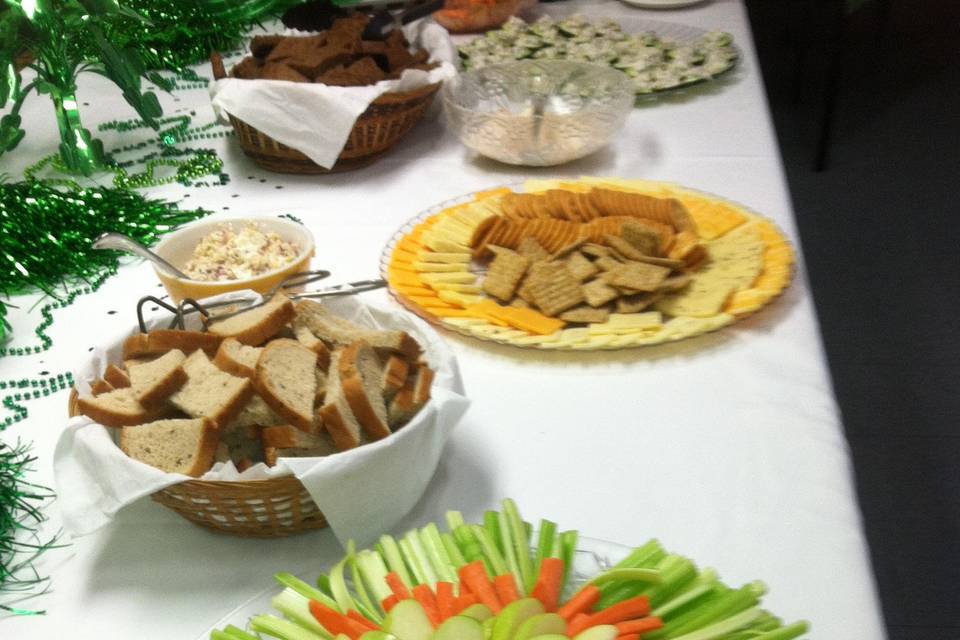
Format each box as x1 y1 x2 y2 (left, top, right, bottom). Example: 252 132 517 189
76 296 433 475
211 499 810 640
182 222 303 281
458 15 738 94
384 178 794 350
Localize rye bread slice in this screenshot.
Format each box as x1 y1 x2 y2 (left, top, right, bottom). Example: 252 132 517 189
120 417 217 477
169 350 253 429
122 329 221 359
254 339 318 433
382 355 409 403
295 300 421 359
213 338 262 378
128 348 187 409
339 340 390 441
104 364 131 389
90 379 115 396
388 365 434 428
207 294 296 346
227 394 283 429
262 425 338 466
77 387 162 428
319 349 363 451
293 319 332 371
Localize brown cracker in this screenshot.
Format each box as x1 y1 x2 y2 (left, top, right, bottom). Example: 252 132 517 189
582 278 619 308
606 261 671 292
526 262 584 316
482 249 530 301
559 305 610 324
565 251 599 281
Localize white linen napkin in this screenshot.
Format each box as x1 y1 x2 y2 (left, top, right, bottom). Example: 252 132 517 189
209 21 459 169
54 292 469 548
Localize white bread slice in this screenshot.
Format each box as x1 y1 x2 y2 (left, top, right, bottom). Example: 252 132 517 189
169 350 253 429
213 338 262 378
91 379 115 396
122 329 221 359
388 365 434 428
319 349 363 451
315 367 328 406
120 417 217 477
227 394 283 429
128 349 187 409
382 355 409 403
339 340 390 441
254 339 318 433
293 319 332 371
77 387 162 427
295 300 422 359
262 425 338 466
207 294 296 346
104 364 130 389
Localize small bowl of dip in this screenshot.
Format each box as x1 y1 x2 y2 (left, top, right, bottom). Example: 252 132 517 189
152 217 315 302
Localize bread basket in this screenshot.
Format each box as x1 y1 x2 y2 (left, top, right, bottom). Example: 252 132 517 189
68 391 327 537
211 53 440 174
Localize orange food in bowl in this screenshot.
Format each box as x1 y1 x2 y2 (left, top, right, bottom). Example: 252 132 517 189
433 0 527 33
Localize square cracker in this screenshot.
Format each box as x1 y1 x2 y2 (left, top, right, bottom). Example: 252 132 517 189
606 262 671 292
517 237 550 262
526 262 584 316
565 251 599 282
482 249 530 302
582 278 619 308
559 305 610 324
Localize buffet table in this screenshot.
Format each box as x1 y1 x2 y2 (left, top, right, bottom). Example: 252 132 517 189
1 1 886 638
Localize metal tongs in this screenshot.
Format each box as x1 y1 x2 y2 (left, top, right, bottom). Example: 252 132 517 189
136 270 386 333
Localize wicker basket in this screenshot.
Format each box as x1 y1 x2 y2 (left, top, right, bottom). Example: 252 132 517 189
211 52 440 174
68 391 327 537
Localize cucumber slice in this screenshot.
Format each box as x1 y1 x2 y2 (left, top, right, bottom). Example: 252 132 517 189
573 625 619 640
381 600 433 640
490 598 545 640
359 634 397 640
459 603 494 622
434 615 485 640
515 613 567 640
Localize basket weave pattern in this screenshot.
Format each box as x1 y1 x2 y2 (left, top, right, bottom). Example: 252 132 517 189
214 53 439 174
68 391 327 537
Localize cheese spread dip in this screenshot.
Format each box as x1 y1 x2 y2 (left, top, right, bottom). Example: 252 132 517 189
182 222 301 281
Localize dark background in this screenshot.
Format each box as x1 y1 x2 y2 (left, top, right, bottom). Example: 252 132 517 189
744 1 959 639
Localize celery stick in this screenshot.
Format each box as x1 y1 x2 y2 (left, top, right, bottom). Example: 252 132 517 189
453 524 485 565
502 499 535 593
534 519 557 577
329 556 356 614
357 549 393 605
212 627 258 640
276 573 339 611
252 614 327 640
316 574 334 599
470 524 509 576
441 531 467 568
751 621 810 639
484 511 503 551
653 583 762 639
348 549 381 623
558 530 578 589
446 510 466 531
422 523 458 583
495 507 524 591
401 530 439 585
589 568 662 586
380 534 414 587
613 539 665 569
645 556 698 607
651 569 719 619
271 588 332 638
665 607 765 640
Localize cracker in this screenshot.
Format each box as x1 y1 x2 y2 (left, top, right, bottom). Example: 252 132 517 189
482 249 530 302
594 255 623 272
582 278 619 308
526 262 584 316
616 292 663 314
564 251 599 282
605 234 651 261
606 262 671 292
620 222 662 256
559 305 610 324
581 243 611 259
551 237 587 259
658 273 693 292
517 236 550 261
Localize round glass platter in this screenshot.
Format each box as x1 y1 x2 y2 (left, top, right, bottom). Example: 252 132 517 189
378 182 795 352
195 536 632 638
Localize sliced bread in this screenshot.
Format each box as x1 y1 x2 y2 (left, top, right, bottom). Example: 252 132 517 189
295 300 421 359
77 387 161 427
90 379 115 396
169 350 253 428
293 319 332 371
388 365 434 428
213 338 262 378
339 340 390 441
219 424 264 470
227 393 283 429
262 425 338 466
123 329 221 359
104 364 130 389
128 348 187 409
382 355 409 403
120 417 217 477
319 349 364 451
254 338 318 433
207 294 295 346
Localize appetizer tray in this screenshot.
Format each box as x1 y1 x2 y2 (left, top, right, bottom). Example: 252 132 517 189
380 178 795 351
456 13 739 96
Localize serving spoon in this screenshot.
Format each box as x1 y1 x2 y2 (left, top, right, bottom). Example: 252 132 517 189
92 232 190 279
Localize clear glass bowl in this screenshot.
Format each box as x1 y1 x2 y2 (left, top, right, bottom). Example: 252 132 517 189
442 60 635 166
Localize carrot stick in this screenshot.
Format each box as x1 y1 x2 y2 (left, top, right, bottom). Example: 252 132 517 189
385 572 411 600
436 582 456 621
458 560 503 613
453 591 478 614
346 610 378 631
616 617 663 635
617 634 640 640
558 585 601 621
412 584 442 628
308 600 370 639
577 596 651 631
567 613 591 637
494 574 521 605
530 557 564 612
382 594 399 613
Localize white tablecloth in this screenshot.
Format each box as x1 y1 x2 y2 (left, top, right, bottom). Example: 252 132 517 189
0 1 886 638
